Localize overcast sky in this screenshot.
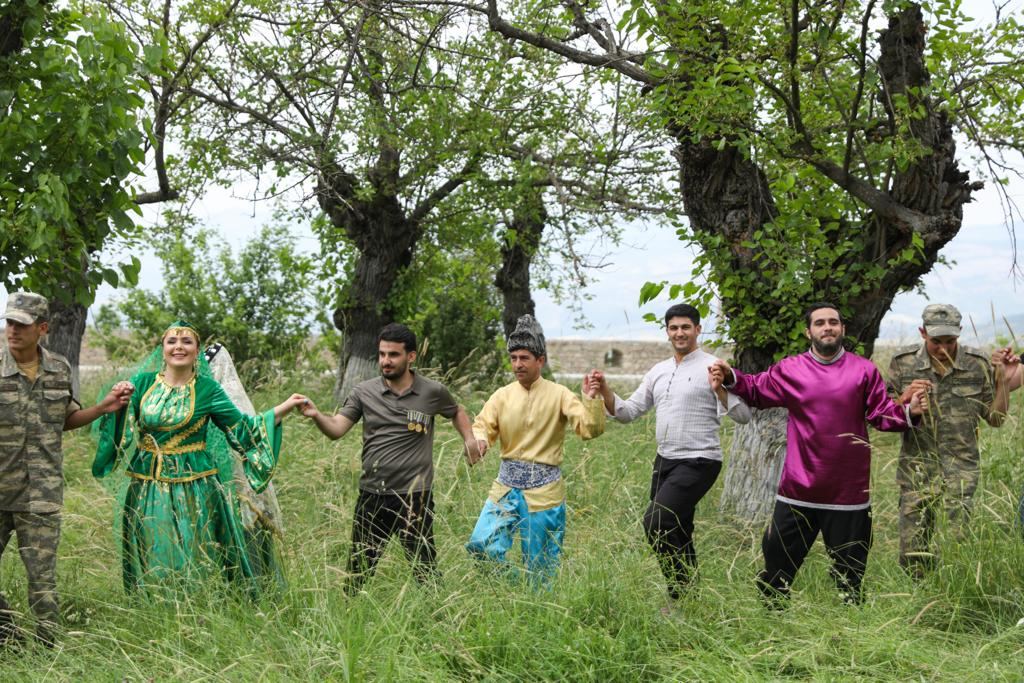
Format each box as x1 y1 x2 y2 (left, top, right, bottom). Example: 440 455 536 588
4 0 1020 345
65 165 1017 345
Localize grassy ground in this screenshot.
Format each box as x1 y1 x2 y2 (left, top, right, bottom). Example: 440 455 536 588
2 369 1024 681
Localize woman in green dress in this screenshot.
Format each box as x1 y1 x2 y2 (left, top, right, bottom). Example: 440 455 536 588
92 320 304 593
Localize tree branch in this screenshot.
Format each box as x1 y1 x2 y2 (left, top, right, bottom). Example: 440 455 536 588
483 0 657 86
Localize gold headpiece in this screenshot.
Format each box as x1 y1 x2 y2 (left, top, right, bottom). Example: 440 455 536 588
161 320 200 343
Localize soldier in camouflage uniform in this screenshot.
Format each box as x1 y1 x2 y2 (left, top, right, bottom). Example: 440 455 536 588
1 292 132 648
886 303 1011 576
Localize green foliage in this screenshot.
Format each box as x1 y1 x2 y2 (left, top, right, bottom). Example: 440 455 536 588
0 2 147 305
5 369 1022 679
609 0 1024 360
92 224 321 383
120 0 673 360
412 258 503 376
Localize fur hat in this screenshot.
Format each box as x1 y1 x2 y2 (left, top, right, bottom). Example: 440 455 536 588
507 314 546 358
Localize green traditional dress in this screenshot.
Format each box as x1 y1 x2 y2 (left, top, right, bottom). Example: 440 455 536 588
93 371 281 592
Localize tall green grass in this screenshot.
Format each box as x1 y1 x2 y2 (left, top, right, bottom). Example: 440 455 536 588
2 370 1023 680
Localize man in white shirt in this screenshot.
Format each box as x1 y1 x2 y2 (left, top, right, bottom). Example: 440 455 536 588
595 304 750 604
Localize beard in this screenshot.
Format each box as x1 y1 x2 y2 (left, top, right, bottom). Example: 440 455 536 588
810 335 843 357
380 362 408 380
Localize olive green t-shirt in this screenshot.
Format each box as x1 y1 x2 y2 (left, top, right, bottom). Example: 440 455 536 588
339 373 458 495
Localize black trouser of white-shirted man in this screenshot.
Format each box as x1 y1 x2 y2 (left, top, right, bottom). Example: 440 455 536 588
644 455 723 600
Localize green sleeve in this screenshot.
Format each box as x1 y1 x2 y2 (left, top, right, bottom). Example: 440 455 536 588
206 379 283 493
92 373 148 478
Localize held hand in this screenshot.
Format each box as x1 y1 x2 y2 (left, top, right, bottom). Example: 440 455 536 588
100 381 134 413
991 347 1018 366
464 438 484 466
288 393 319 417
707 365 724 392
583 369 607 400
909 388 929 417
991 347 1022 387
711 359 735 385
899 378 932 404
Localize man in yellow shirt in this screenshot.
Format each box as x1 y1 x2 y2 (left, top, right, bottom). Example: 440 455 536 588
466 315 605 581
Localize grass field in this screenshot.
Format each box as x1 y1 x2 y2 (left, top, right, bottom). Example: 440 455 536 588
2 368 1024 681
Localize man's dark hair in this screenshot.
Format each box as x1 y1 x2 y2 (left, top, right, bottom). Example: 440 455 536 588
804 302 843 327
664 304 701 327
377 323 417 352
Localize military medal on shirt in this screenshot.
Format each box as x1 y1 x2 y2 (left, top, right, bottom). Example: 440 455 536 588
406 409 429 433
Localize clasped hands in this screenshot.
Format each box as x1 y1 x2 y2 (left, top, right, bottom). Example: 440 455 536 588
99 381 135 414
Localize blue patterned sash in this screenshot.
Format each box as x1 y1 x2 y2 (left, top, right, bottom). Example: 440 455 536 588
497 459 561 489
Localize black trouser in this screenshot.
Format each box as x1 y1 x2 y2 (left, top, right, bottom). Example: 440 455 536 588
347 489 437 594
644 455 722 599
757 501 872 605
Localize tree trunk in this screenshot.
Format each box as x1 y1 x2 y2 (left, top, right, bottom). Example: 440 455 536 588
494 190 546 337
670 137 789 520
318 156 420 401
719 408 788 519
842 6 979 357
330 232 417 400
44 299 87 398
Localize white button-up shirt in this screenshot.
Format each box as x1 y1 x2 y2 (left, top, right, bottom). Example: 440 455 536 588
612 348 751 460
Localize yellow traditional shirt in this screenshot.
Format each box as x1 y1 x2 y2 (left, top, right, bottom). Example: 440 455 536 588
472 377 605 511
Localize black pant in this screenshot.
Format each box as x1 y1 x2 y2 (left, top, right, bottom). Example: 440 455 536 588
757 501 872 605
347 490 437 594
644 455 722 599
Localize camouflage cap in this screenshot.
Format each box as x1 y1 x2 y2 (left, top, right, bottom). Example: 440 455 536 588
922 303 962 338
3 291 49 325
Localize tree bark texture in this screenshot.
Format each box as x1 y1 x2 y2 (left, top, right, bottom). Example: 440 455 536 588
317 154 421 401
689 6 975 521
44 299 87 398
494 190 546 338
841 6 979 357
719 407 788 520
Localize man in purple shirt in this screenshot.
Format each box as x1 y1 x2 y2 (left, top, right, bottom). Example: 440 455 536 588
711 303 929 604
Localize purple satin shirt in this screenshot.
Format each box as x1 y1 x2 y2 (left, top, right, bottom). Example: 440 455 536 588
731 351 912 508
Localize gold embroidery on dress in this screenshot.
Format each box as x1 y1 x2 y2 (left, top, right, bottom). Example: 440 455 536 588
127 468 219 483
140 374 197 431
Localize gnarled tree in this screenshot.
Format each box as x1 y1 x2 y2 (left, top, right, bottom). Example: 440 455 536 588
478 0 1024 518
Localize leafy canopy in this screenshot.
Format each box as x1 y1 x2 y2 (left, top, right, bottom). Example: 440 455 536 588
93 224 324 383
0 3 149 304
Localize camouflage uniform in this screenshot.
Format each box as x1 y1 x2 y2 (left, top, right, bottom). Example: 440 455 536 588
887 342 997 569
1 294 79 645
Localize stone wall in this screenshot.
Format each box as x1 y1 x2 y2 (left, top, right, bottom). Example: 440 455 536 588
546 338 669 378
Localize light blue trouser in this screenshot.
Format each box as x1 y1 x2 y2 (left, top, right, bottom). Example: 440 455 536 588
465 488 565 581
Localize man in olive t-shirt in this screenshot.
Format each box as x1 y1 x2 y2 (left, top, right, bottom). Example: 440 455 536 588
293 323 479 593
